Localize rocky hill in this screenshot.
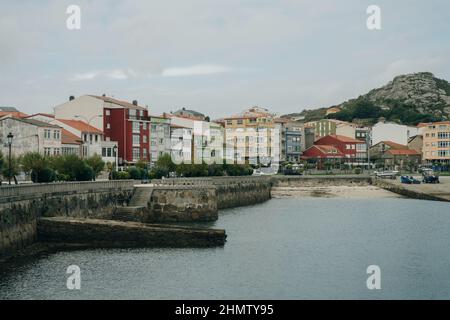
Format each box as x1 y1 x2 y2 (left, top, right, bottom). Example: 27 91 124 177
344 72 450 118
285 72 450 125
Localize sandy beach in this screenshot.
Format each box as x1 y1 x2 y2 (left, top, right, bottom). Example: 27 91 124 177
271 185 401 199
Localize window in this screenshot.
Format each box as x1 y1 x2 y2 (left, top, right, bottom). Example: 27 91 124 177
44 129 51 139
133 134 140 145
105 109 111 116
107 148 112 157
143 123 147 130
227 120 233 125
53 130 60 140
143 135 147 143
132 122 140 132
106 123 111 129
237 120 243 125
143 148 147 159
102 148 106 157
132 148 140 160
95 135 98 142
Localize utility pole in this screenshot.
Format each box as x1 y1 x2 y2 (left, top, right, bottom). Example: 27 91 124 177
7 132 14 185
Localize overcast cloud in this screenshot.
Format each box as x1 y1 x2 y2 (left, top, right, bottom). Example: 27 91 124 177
1 0 449 118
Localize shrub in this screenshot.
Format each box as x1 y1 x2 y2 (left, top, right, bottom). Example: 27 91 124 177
354 167 362 175
127 167 143 180
85 154 105 178
31 167 56 183
75 164 94 181
112 171 131 180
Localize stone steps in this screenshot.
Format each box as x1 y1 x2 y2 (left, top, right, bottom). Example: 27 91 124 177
128 188 153 207
113 206 145 222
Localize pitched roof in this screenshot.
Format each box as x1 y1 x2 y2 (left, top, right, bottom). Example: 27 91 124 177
315 145 343 154
317 135 364 144
379 141 408 149
26 113 54 119
89 95 147 110
385 149 421 156
61 129 82 145
1 116 60 128
56 119 103 134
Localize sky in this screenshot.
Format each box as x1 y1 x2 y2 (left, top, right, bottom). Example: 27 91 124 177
1 0 450 119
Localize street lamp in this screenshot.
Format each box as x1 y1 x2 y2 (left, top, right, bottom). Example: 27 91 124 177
7 132 13 185
74 114 103 157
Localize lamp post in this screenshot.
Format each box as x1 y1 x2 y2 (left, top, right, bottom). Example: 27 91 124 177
113 145 118 172
7 132 13 185
74 114 103 158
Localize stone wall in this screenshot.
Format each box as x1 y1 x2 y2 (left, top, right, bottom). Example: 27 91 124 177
38 217 226 248
0 180 136 259
148 186 218 222
271 175 372 187
215 180 272 209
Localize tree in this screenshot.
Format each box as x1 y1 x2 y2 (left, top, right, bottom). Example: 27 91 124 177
2 156 20 182
85 154 105 179
155 153 176 172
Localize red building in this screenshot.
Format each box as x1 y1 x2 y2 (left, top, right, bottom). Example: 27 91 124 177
54 95 151 165
302 135 366 168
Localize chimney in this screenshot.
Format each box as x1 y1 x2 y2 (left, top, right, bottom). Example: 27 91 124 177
69 96 75 101
132 100 138 106
102 93 106 97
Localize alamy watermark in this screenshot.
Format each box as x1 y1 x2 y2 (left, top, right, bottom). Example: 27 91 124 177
366 265 381 290
66 5 81 30
367 5 382 30
66 265 81 290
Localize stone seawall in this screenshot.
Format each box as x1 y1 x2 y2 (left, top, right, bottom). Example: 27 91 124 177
215 180 272 209
38 217 226 248
0 180 136 259
149 187 218 222
271 175 372 187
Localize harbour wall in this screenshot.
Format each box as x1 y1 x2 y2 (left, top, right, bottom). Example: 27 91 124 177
270 175 372 187
0 180 135 259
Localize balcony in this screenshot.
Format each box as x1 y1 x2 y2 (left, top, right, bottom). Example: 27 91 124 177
127 115 151 121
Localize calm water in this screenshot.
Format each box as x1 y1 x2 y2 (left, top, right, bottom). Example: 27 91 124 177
1 197 450 300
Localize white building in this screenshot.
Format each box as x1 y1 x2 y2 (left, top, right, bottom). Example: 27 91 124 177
150 116 171 165
371 121 419 146
0 116 62 157
170 124 193 164
26 114 117 163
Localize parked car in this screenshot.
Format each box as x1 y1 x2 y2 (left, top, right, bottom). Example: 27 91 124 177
374 171 399 179
401 176 421 184
422 169 440 184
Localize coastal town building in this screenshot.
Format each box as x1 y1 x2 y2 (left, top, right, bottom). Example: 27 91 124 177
0 116 62 157
277 119 305 163
25 113 117 163
170 124 193 164
369 141 421 170
407 135 424 155
421 121 450 164
305 119 358 141
223 107 280 165
302 135 366 168
150 116 171 165
371 121 419 146
54 95 150 164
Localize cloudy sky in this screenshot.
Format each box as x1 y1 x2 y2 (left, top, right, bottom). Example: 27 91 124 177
1 0 450 118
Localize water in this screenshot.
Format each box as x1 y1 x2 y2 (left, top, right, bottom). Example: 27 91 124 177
1 197 450 300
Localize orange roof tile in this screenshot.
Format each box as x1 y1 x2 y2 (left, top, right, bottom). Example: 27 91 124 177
57 119 103 134
61 129 82 145
89 95 147 110
380 141 408 149
385 149 421 156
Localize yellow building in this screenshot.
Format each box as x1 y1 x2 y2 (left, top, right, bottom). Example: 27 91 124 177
421 121 450 164
223 107 280 165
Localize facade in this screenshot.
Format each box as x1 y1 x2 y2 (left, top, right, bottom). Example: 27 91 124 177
421 121 450 164
223 107 280 165
54 95 150 164
408 135 423 155
305 119 357 140
301 145 344 169
369 141 421 169
371 121 419 146
314 135 367 165
164 113 223 164
280 120 305 163
0 116 62 157
170 125 193 164
61 129 82 156
150 116 171 165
